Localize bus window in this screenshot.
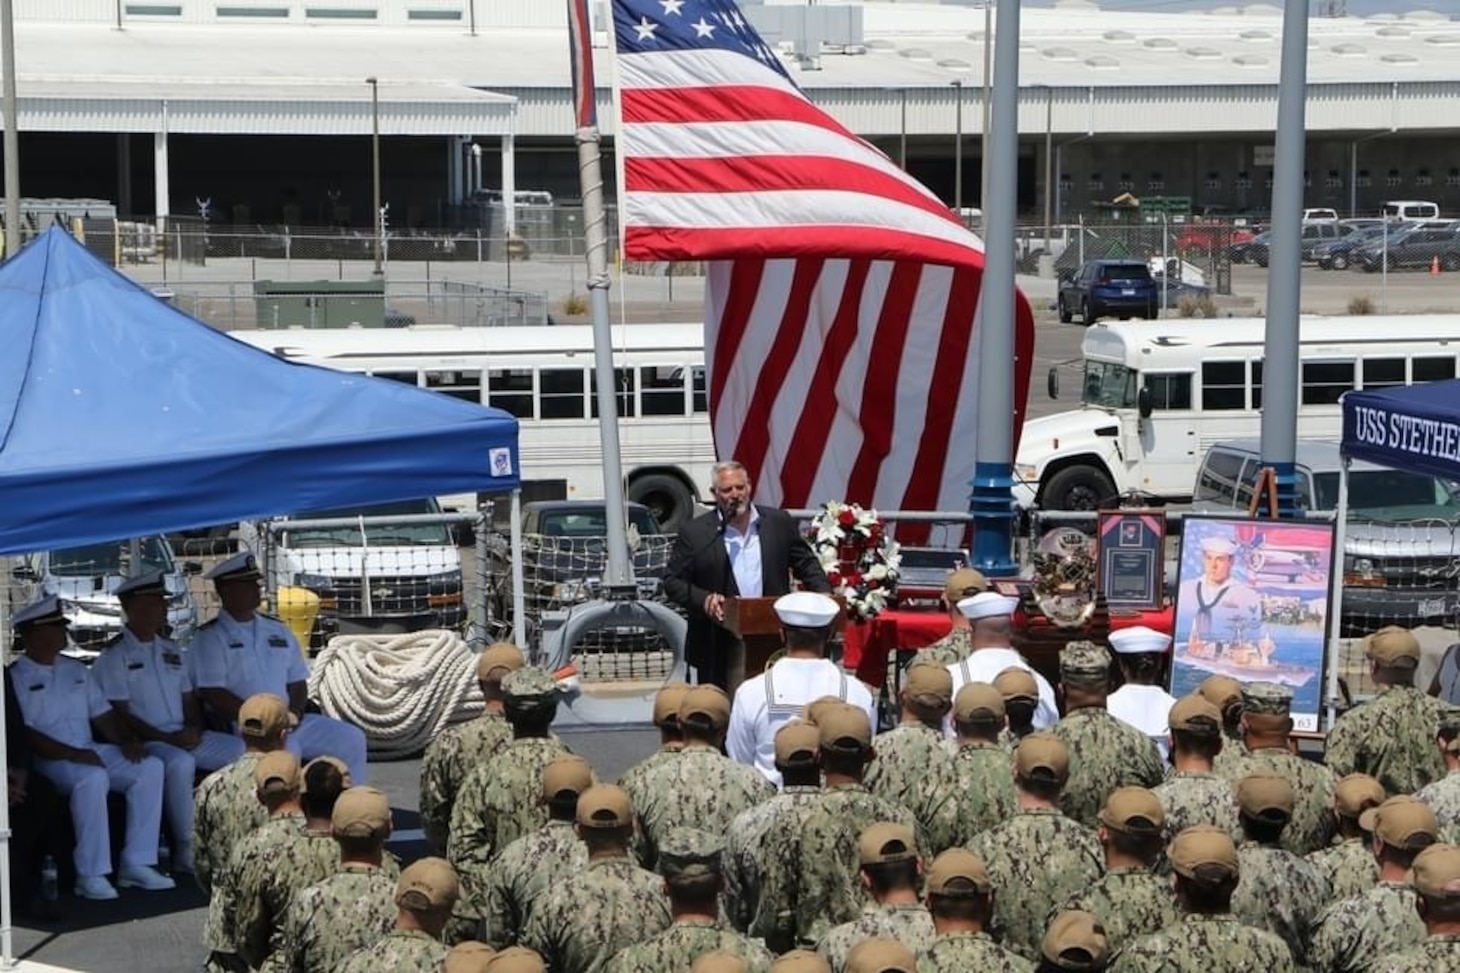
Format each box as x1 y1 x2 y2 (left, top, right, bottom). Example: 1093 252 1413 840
1143 372 1192 410
691 367 708 414
1301 361 1354 405
1251 360 1262 409
540 368 586 420
1414 357 1457 382
591 368 637 418
640 367 687 417
1081 361 1136 409
372 371 420 387
1201 361 1246 411
1362 358 1406 390
424 369 482 404
488 369 535 418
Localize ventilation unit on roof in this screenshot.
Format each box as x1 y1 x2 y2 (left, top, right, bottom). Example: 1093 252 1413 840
900 47 932 61
867 38 895 51
1381 52 1419 64
1426 34 1460 46
1186 47 1221 59
1043 47 1078 62
1376 26 1412 37
1085 55 1119 69
1331 43 1366 56
1143 37 1177 51
1232 54 1268 67
938 58 972 72
1102 29 1135 43
1238 29 1274 41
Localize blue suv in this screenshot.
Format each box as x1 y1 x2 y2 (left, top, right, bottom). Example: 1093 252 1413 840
1058 260 1157 324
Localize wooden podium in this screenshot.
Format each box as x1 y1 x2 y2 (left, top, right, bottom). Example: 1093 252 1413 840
722 596 847 691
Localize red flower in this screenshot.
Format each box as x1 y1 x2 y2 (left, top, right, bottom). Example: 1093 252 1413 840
847 572 863 586
828 570 842 586
838 509 856 526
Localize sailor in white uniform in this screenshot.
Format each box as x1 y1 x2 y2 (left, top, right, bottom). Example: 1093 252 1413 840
943 592 1060 734
726 591 876 785
189 552 368 783
1105 625 1178 762
91 570 247 873
9 595 175 900
1177 534 1264 646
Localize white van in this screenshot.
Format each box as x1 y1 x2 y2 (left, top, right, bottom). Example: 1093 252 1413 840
1382 200 1441 222
239 498 465 648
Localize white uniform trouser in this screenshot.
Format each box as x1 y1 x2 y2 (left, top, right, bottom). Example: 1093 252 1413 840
145 732 246 851
35 745 164 878
286 713 368 784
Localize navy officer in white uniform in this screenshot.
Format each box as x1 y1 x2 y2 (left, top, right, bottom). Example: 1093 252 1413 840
9 595 175 900
943 591 1060 733
92 570 247 874
726 591 875 785
1105 625 1178 761
189 552 368 783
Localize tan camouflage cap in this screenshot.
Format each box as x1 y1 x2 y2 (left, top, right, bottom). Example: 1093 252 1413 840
679 685 732 731
1168 695 1222 736
254 750 301 796
1360 796 1439 850
483 947 546 973
1042 910 1110 971
658 828 723 878
944 567 989 602
651 682 692 726
239 693 298 739
774 722 820 767
994 667 1039 702
1015 732 1070 783
1169 826 1240 881
952 682 1006 723
802 695 848 725
691 954 749 973
445 942 496 973
1236 773 1294 818
331 786 392 837
903 660 953 707
1197 675 1243 713
476 643 525 683
1363 626 1421 667
925 848 992 896
1098 787 1165 835
857 822 918 866
576 784 633 830
540 755 594 802
395 856 460 911
1059 641 1112 685
1242 681 1293 716
302 755 351 793
770 951 832 973
1333 774 1387 821
844 938 917 973
817 703 873 753
1440 704 1460 746
1412 843 1460 899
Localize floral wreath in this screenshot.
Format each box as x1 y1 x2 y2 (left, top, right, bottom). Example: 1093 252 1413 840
807 501 902 622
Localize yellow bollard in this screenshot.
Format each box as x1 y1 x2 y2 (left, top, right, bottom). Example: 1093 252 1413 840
275 585 322 656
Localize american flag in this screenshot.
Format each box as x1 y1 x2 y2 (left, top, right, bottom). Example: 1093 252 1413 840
609 0 1034 522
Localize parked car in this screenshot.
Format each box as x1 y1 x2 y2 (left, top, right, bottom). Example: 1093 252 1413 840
1313 224 1390 270
1244 222 1357 266
1358 223 1460 272
1228 230 1270 264
1382 200 1442 223
1301 208 1340 222
1174 222 1256 257
1057 260 1157 324
10 536 202 657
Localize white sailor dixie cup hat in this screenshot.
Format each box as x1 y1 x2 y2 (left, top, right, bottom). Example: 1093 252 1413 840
1199 535 1237 556
773 592 840 628
1108 625 1173 656
956 591 1020 621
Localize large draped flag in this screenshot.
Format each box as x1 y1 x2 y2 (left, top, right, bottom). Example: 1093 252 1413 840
605 0 1035 517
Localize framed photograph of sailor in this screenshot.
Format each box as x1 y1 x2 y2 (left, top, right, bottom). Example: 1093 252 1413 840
1097 510 1165 610
1171 515 1336 732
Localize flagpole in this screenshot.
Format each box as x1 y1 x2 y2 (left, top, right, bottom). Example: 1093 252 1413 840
567 0 635 594
969 0 1021 577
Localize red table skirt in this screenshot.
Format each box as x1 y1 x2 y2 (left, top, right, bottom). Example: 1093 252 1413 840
842 606 1175 688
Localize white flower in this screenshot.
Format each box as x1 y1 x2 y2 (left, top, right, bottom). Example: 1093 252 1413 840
867 564 888 581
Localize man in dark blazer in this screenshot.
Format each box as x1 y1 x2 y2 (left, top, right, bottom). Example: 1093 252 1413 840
664 461 832 690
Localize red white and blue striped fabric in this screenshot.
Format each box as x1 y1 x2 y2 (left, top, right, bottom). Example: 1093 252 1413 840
566 0 599 129
610 0 1034 519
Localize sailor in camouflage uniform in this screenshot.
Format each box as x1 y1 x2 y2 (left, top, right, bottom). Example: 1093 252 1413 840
1056 787 1179 954
916 848 1031 973
1307 773 1386 904
1308 796 1438 973
484 947 546 973
865 662 962 856
618 682 689 814
1325 627 1446 796
636 685 775 868
520 784 672 973
224 751 307 970
947 682 1017 845
420 643 524 850
816 823 935 970
995 668 1041 748
1370 843 1460 972
882 568 986 703
1154 695 1241 844
448 667 571 875
1041 910 1110 973
1415 705 1460 836
967 733 1104 961
264 786 398 973
604 829 774 973
1229 773 1330 963
1218 681 1336 855
335 857 458 973
1046 642 1164 829
725 722 823 932
479 755 594 949
1109 827 1295 973
1197 675 1249 776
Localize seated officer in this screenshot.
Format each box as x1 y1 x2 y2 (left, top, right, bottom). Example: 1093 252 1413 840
9 594 175 900
92 569 247 875
190 552 368 783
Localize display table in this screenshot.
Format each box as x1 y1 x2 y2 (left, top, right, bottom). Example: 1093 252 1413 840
842 605 1176 689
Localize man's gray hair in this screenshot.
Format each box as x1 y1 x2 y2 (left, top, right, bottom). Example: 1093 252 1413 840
711 460 748 487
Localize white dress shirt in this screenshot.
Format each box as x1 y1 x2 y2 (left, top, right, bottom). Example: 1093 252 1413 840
727 656 876 785
1107 682 1177 762
92 629 192 733
724 505 763 597
189 610 309 700
11 654 110 748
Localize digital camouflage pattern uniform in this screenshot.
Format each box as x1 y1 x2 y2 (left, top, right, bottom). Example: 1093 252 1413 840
916 931 1033 973
479 819 588 949
1416 772 1460 831
602 917 775 973
617 744 682 819
1047 708 1165 829
1229 843 1330 963
1306 838 1380 904
1308 882 1428 973
1210 737 1250 778
1370 934 1460 972
1153 771 1243 845
1056 866 1181 954
966 808 1104 960
235 820 344 969
724 785 821 932
196 753 270 960
1325 686 1447 797
334 928 448 973
260 862 397 973
817 903 936 972
520 855 672 973
225 810 305 969
418 711 513 850
1219 748 1337 855
865 722 963 856
633 746 775 868
448 736 572 876
947 741 1017 845
1108 913 1296 973
884 628 972 701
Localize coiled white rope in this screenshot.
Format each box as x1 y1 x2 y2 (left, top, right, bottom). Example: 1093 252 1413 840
307 630 485 760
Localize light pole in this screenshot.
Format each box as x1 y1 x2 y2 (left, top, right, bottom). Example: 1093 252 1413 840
2 0 20 259
1043 85 1054 254
898 88 908 170
952 79 964 214
366 76 382 277
980 0 993 222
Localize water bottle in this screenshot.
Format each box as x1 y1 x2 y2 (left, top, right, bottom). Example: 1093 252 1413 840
40 855 58 903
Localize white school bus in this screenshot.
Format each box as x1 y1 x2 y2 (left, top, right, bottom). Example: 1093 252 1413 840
1015 315 1460 510
229 323 716 530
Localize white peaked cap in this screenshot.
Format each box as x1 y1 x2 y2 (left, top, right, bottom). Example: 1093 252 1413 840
1200 535 1236 556
774 591 840 628
956 591 1020 621
1109 625 1173 655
